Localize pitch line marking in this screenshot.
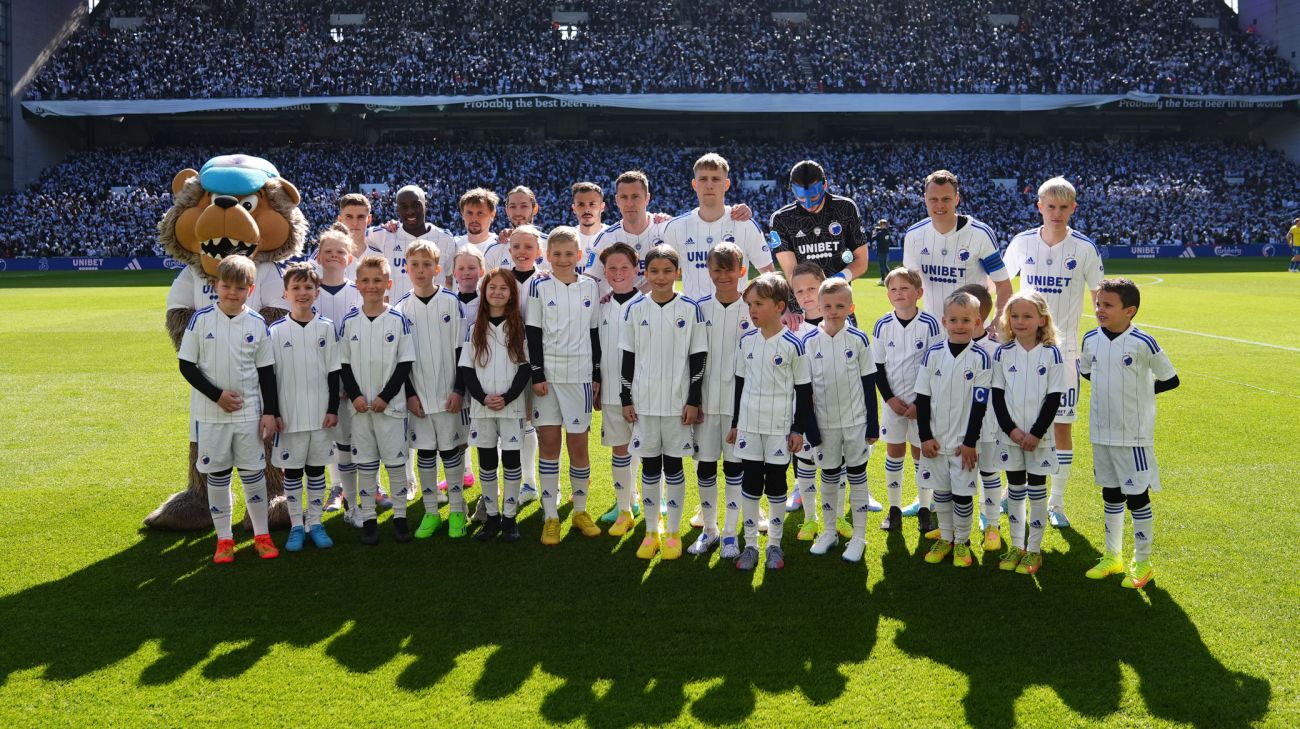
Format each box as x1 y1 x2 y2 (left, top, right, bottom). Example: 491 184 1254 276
1183 370 1300 400
1082 315 1300 353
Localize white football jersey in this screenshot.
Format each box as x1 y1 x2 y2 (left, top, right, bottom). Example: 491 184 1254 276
577 224 609 275
734 326 811 436
526 274 601 384
586 214 668 289
902 215 1009 319
178 305 274 424
914 341 993 450
598 292 638 406
993 341 1067 444
1079 326 1176 447
338 306 415 418
166 266 221 311
660 207 772 300
803 324 876 429
697 295 754 416
454 234 495 257
251 261 287 313
394 287 466 413
870 311 944 404
1003 227 1105 358
619 293 708 416
268 314 341 432
972 336 1002 442
365 223 456 302
480 240 549 274
458 321 528 420
315 281 362 336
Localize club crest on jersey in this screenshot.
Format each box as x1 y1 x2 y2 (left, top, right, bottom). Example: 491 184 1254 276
920 469 931 480
1065 257 1078 271
632 438 641 449
740 321 751 330
280 450 290 461
829 222 843 236
583 299 592 308
963 369 975 381
442 314 451 323
1122 354 1134 367
1037 365 1048 376
318 337 327 348
200 455 211 465
737 438 747 449
385 333 395 343
957 249 970 262
706 236 714 245
244 333 255 343
844 349 855 360
676 317 687 329
1000 451 1010 462
723 234 735 244
773 354 784 365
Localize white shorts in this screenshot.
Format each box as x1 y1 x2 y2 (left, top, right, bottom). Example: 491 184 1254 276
995 438 1058 476
599 404 633 446
880 408 921 446
351 412 409 466
330 403 353 446
533 383 594 432
409 410 469 451
693 413 738 463
815 423 872 469
195 419 266 474
1093 444 1161 495
631 415 695 458
470 417 526 450
734 430 794 465
919 453 979 497
978 440 1002 472
1055 360 1080 424
273 429 334 469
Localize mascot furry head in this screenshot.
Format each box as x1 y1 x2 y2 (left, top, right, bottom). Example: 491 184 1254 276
160 154 306 277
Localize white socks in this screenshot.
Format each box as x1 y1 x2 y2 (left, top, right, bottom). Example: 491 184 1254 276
207 471 234 539
1051 450 1073 510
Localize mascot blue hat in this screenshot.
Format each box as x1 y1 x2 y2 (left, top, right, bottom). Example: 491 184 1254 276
199 154 281 196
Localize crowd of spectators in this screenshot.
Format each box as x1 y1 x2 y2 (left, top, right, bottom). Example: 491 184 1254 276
23 0 1300 100
2 138 1296 259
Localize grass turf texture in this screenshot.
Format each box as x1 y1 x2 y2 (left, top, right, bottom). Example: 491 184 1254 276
0 259 1294 728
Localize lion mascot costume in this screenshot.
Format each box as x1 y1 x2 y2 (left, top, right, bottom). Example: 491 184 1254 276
144 154 306 531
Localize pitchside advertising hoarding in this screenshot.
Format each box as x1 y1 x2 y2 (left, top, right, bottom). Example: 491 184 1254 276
0 245 1282 272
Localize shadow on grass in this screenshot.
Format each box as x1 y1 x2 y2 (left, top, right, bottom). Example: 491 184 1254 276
0 507 1269 727
875 528 1270 727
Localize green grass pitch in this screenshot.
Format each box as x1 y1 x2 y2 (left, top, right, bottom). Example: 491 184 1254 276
0 259 1295 727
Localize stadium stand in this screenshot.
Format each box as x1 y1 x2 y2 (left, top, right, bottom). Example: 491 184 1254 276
23 0 1300 100
2 139 1296 259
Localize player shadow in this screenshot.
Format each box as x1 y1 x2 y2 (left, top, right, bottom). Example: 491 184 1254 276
874 527 1271 728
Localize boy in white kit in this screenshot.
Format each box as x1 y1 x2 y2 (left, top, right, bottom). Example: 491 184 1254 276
916 291 993 568
394 241 470 539
872 268 944 534
802 278 880 563
339 253 416 545
690 243 751 557
595 243 644 536
269 262 341 552
1080 278 1179 589
619 245 708 561
177 256 280 564
313 230 365 517
1002 177 1105 529
953 282 1006 552
527 227 603 544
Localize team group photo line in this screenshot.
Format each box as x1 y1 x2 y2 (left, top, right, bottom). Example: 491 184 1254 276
177 152 1175 587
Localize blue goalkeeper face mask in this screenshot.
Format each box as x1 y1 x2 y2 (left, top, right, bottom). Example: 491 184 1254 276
791 181 826 211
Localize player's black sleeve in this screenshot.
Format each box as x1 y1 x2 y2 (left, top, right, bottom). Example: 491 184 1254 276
686 351 706 407
326 370 340 416
915 393 933 442
503 363 532 405
731 375 745 428
378 361 412 404
620 349 635 407
257 365 279 418
794 382 817 445
590 326 602 384
876 369 896 402
526 324 546 383
178 359 223 403
861 372 879 439
962 399 987 448
1028 392 1062 439
452 347 465 396
459 365 488 404
992 388 1017 435
1154 374 1180 394
340 364 362 401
